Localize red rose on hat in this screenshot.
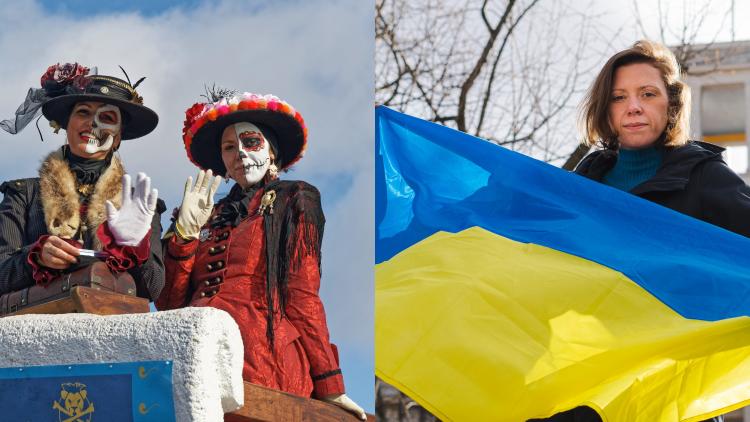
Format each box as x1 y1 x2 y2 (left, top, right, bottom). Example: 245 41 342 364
183 103 205 136
40 62 89 87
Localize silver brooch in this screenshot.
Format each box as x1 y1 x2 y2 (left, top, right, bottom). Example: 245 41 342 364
199 228 211 242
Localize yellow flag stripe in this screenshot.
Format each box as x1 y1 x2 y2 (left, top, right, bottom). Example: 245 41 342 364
375 227 750 421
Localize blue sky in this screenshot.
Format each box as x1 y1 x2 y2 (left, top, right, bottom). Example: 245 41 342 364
0 0 374 412
39 0 214 16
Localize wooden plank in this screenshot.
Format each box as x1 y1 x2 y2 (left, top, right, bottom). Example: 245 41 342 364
9 295 78 316
7 287 149 317
72 287 150 315
226 381 375 422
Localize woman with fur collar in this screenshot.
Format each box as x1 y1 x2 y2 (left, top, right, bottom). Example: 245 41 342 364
0 62 165 300
156 92 366 419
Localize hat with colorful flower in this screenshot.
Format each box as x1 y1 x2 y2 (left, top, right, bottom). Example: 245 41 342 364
0 62 158 140
182 91 307 175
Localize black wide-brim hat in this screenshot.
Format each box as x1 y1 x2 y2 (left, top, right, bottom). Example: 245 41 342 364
42 75 158 140
183 94 307 175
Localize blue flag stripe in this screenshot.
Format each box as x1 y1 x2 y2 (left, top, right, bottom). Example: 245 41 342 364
375 106 750 321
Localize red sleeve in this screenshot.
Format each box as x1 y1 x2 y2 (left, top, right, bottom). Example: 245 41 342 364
97 222 151 272
284 220 345 398
26 235 63 286
155 233 199 310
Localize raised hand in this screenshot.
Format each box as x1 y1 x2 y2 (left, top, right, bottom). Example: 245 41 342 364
106 173 158 246
323 393 367 420
175 169 222 240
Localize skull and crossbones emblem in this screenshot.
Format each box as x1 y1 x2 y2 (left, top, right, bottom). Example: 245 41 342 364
52 382 95 422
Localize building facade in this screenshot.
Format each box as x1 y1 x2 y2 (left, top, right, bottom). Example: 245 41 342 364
682 40 750 184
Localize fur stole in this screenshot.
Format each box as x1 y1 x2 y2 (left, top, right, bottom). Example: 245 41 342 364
38 148 124 249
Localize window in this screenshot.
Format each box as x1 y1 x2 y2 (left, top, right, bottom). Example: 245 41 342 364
701 83 747 173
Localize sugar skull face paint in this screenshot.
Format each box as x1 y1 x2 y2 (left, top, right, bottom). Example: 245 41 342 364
238 127 265 152
84 104 121 154
67 102 123 160
221 122 271 188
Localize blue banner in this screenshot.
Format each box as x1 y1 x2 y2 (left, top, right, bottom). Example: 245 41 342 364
0 361 175 421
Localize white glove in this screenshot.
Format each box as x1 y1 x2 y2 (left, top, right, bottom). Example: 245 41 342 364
323 393 366 420
105 172 158 246
175 169 222 240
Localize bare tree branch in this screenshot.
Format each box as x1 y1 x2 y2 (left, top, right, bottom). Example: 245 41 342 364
457 0 521 132
376 0 622 169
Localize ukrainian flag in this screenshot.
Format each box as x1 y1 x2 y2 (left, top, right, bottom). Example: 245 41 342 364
375 106 750 422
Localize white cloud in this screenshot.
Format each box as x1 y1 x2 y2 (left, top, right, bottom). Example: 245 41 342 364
0 0 374 410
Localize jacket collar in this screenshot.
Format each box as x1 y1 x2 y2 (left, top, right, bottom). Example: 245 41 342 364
630 141 723 195
577 141 724 195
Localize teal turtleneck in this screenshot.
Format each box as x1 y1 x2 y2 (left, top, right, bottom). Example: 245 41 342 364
602 146 663 192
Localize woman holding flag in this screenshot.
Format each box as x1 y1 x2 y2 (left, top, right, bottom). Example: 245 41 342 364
552 39 750 422
575 40 750 239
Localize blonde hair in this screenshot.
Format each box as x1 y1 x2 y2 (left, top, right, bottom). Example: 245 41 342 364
579 40 691 149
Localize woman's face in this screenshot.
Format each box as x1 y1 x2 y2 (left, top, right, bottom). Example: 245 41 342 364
66 101 122 160
220 122 273 189
608 63 669 150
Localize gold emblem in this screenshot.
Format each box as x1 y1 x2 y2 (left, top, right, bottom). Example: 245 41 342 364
138 365 157 379
52 382 94 422
258 190 276 215
100 86 109 94
139 402 159 414
76 184 95 196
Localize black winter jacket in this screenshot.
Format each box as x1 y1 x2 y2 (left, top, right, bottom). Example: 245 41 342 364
575 141 750 239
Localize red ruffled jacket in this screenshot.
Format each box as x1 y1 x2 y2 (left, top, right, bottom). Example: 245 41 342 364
156 181 345 398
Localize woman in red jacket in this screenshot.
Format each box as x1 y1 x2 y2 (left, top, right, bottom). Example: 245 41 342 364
156 92 364 419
